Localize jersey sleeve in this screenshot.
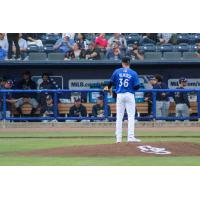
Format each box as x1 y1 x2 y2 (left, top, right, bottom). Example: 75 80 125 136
110 70 117 84
132 72 140 87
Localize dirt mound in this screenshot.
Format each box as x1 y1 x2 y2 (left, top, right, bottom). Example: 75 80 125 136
16 142 200 157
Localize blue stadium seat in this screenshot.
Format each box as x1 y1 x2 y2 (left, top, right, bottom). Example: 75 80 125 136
194 34 200 43
140 44 156 52
157 44 174 52
126 34 141 45
177 33 189 44
48 53 65 61
27 44 41 53
163 52 182 60
182 52 198 60
144 52 162 60
176 43 190 52
41 34 61 45
190 44 198 52
43 44 55 53
28 52 47 61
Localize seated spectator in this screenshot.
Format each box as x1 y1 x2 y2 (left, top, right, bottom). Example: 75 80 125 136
69 98 87 119
158 33 173 44
195 43 200 58
22 33 43 47
92 96 111 117
76 33 88 49
38 73 55 106
126 41 144 60
0 33 8 52
141 33 159 44
0 46 6 61
40 95 54 120
15 71 38 115
84 41 100 60
0 80 16 118
95 33 108 49
108 33 127 49
106 42 122 60
53 34 75 54
0 77 7 89
13 33 28 60
65 43 85 60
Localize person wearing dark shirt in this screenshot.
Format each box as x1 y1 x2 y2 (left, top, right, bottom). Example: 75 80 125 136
153 74 170 117
7 33 20 60
40 94 54 115
15 71 38 115
69 98 87 120
84 41 100 60
0 80 17 118
38 73 55 106
92 96 111 118
126 41 144 60
174 77 191 118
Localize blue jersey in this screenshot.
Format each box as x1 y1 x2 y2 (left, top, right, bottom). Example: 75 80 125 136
110 67 140 94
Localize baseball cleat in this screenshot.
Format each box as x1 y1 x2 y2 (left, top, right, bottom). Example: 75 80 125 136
127 137 141 142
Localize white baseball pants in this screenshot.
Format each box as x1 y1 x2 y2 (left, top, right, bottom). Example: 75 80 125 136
116 92 136 142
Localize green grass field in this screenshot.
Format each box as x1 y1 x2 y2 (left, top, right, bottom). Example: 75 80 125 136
0 128 200 166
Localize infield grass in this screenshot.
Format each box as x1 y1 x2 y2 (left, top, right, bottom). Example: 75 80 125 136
0 129 199 166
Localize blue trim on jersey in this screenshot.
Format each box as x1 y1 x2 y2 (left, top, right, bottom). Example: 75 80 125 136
110 67 140 94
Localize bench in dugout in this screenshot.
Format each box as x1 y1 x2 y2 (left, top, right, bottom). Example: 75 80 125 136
11 102 197 118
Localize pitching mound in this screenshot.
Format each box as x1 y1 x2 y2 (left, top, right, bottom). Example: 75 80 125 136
16 142 200 157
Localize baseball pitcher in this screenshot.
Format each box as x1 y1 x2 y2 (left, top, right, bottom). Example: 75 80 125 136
104 56 141 143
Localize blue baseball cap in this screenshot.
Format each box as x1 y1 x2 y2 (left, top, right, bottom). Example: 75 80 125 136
179 77 187 82
148 75 156 81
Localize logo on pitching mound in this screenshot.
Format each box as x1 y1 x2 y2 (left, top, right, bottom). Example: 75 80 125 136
137 145 171 155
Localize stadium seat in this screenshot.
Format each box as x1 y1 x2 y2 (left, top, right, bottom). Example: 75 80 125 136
144 52 162 60
28 52 47 61
43 44 55 53
27 44 41 53
158 44 174 52
176 43 190 52
140 44 156 52
177 33 189 44
41 34 61 45
194 33 200 43
182 52 199 60
126 33 141 45
190 44 198 52
163 52 182 60
48 53 65 61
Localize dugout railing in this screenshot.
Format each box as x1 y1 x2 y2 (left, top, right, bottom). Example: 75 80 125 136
0 89 200 121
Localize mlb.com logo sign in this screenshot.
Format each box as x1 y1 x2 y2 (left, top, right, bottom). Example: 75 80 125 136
168 78 200 89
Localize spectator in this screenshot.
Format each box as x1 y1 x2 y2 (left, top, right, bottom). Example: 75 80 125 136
84 41 100 60
0 46 6 61
106 42 122 60
0 77 7 89
95 33 108 49
158 33 173 44
69 98 87 119
153 74 170 117
141 33 159 44
174 78 191 118
15 71 38 115
108 33 127 49
53 34 75 54
92 96 111 117
65 43 83 60
0 33 8 52
0 80 16 118
195 43 200 58
126 41 144 60
40 95 54 121
22 33 43 47
13 33 28 60
7 33 20 60
144 75 157 115
76 33 88 49
38 73 55 106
